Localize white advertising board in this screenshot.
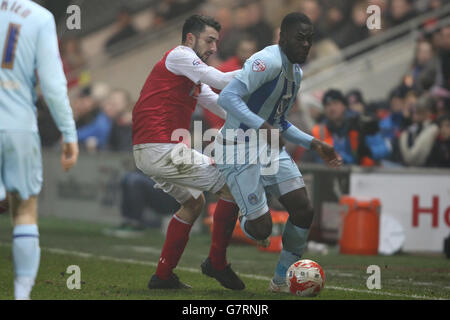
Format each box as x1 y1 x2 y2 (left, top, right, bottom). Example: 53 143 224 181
350 173 450 252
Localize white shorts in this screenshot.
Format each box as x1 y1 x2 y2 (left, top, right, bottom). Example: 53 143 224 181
133 143 226 204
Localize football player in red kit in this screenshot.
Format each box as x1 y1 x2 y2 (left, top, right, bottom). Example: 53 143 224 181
132 15 243 290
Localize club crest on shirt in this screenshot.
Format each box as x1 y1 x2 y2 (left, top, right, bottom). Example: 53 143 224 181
192 59 203 66
248 193 258 205
252 59 266 72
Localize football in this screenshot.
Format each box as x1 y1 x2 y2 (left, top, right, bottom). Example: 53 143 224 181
286 259 325 297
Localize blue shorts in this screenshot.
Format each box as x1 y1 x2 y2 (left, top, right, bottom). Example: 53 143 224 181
0 131 43 201
215 140 305 220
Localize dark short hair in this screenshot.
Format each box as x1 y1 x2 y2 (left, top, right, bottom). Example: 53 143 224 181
323 89 347 107
280 12 312 35
182 14 221 43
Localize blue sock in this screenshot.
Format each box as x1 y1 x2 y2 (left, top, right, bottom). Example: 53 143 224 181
273 219 309 285
13 224 40 299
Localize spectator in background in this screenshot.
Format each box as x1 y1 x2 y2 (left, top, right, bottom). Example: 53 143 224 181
426 113 450 168
77 89 131 152
435 25 450 91
339 0 370 49
346 89 368 116
72 86 101 128
246 0 273 51
387 0 417 27
104 171 181 237
209 6 234 66
108 96 134 152
309 89 380 166
345 89 392 162
379 86 411 141
399 94 439 166
323 2 347 46
152 0 203 29
216 3 253 61
105 7 138 56
60 36 86 89
408 38 439 93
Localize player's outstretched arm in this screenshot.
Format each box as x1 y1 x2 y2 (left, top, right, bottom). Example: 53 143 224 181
280 122 341 167
61 141 79 172
35 14 78 144
165 48 239 90
218 78 265 129
197 84 227 119
310 139 342 168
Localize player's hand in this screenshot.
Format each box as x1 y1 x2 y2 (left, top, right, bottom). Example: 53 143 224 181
310 139 342 168
260 122 285 150
61 141 79 172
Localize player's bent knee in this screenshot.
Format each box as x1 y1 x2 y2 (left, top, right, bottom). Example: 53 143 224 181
183 194 205 216
245 213 272 240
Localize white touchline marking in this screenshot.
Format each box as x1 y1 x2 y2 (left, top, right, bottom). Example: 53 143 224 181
0 242 447 300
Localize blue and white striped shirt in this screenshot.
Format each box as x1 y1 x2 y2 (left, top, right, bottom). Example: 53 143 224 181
218 45 313 149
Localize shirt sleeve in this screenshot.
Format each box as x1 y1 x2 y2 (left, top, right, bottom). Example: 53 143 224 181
218 78 265 129
197 84 226 120
165 47 237 90
281 120 314 149
35 15 77 143
235 51 281 94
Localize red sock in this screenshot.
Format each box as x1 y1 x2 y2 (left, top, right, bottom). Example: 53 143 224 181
208 199 239 270
155 214 192 280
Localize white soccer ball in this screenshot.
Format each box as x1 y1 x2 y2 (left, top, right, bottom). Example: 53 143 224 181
286 259 325 297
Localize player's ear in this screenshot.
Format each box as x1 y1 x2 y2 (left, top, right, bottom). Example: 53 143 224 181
185 32 196 46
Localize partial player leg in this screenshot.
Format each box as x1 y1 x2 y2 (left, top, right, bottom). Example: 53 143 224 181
10 193 41 300
271 187 313 291
201 187 245 290
2 132 43 300
149 193 205 289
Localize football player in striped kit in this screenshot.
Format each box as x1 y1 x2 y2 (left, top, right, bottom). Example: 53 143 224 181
216 12 342 292
0 0 78 299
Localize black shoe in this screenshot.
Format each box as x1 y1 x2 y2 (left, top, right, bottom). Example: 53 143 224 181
148 273 192 289
201 257 245 290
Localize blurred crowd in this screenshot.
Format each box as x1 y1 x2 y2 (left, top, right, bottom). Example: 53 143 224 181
36 0 450 169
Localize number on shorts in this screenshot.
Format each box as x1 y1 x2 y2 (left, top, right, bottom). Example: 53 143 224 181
2 23 21 70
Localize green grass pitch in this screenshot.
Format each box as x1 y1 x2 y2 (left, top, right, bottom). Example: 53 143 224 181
0 215 449 300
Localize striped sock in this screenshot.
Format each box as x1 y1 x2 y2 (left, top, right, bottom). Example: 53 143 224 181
13 224 40 300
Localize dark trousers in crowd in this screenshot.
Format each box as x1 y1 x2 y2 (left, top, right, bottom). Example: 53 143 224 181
120 171 180 227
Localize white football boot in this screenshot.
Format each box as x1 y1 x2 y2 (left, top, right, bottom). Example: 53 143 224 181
268 279 290 293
